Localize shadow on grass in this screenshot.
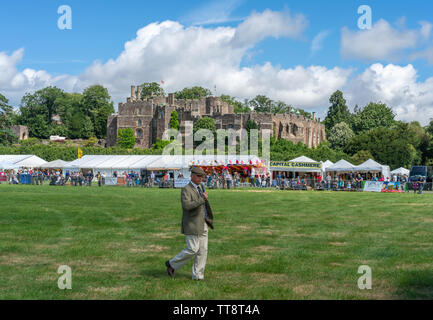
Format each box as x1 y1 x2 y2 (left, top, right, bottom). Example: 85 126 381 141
139 268 192 281
394 270 433 299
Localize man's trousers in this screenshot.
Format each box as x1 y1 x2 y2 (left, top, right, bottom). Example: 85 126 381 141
169 222 208 280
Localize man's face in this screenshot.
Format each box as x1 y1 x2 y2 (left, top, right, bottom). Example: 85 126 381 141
191 173 204 185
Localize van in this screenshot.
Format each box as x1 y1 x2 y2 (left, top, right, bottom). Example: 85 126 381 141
409 166 433 190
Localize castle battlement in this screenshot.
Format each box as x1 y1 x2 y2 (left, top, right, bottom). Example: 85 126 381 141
106 85 326 149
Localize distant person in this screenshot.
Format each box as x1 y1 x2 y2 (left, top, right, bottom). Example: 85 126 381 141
97 172 102 187
417 175 425 194
325 173 331 191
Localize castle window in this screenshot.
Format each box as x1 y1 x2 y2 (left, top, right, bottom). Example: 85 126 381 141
286 124 289 134
137 119 142 126
293 124 298 136
136 129 143 138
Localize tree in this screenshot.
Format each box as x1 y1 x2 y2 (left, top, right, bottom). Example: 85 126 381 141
245 119 259 134
67 113 94 139
272 101 288 114
220 95 250 113
352 102 395 133
18 86 65 138
425 120 433 136
248 95 273 113
193 116 216 147
152 138 173 150
175 86 212 100
0 93 17 145
345 124 421 169
82 85 114 139
308 141 351 163
0 93 14 127
139 82 165 99
117 128 136 149
169 110 179 130
328 122 354 150
351 150 374 165
323 90 352 132
193 116 216 135
296 108 312 119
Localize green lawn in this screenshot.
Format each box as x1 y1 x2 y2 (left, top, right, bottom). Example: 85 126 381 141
1 184 432 299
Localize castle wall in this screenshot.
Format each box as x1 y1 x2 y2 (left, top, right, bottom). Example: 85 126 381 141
107 91 326 149
10 125 29 140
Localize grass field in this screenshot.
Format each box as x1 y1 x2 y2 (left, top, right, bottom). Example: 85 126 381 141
1 184 432 300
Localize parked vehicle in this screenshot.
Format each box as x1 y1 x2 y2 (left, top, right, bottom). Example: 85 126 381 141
409 166 433 191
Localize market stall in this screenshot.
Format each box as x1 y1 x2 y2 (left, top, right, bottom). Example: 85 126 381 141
353 159 390 179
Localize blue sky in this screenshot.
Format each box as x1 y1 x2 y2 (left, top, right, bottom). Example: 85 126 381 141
1 0 433 123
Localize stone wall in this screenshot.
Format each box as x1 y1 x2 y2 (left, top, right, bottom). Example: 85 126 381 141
10 125 29 140
106 90 326 148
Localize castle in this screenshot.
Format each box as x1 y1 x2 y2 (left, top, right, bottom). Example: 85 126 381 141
106 85 326 148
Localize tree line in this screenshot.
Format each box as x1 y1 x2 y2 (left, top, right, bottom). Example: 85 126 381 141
2 83 433 169
0 85 114 142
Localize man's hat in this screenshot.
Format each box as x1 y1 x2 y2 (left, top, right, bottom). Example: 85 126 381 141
191 166 206 177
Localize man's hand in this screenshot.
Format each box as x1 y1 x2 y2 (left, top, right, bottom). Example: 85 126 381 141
202 192 208 200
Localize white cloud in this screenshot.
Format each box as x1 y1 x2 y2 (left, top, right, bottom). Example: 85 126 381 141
311 30 331 56
1 10 320 109
0 48 77 103
2 11 433 125
411 46 433 64
341 19 422 61
419 21 433 39
346 63 433 125
230 9 308 48
181 0 244 25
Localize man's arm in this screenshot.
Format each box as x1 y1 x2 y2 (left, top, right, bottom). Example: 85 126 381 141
181 187 205 213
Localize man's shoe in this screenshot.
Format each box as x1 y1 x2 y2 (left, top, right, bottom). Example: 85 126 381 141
165 260 175 277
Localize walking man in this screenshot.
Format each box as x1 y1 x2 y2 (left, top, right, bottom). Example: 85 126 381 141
165 167 214 281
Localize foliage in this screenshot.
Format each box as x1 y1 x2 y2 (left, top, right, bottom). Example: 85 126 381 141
139 82 165 99
345 123 422 169
67 112 94 139
245 119 259 134
152 138 173 151
0 144 160 162
351 150 374 165
245 95 308 116
18 86 66 138
351 102 395 134
248 95 273 113
82 85 114 138
323 90 352 133
169 110 179 130
175 86 211 100
220 95 250 113
425 120 433 136
49 124 69 137
0 93 18 145
84 137 99 147
16 86 113 140
328 122 354 150
117 128 136 149
193 116 216 135
19 137 39 146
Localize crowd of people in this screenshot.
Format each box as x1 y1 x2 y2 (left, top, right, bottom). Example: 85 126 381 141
0 167 427 193
271 171 426 193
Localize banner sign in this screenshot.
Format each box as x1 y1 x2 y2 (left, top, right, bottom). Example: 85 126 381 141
363 181 383 192
174 178 190 188
105 177 118 185
382 182 401 191
270 161 321 170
